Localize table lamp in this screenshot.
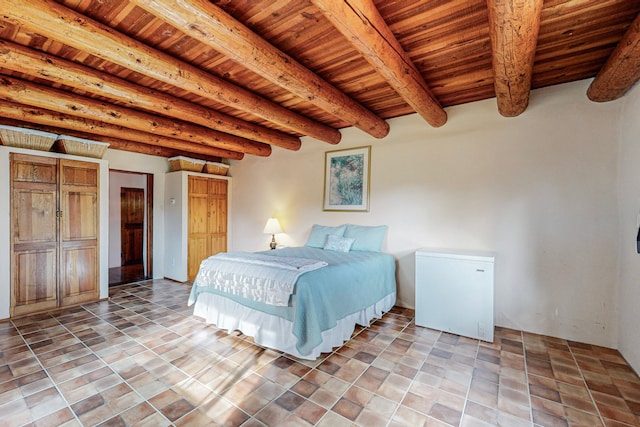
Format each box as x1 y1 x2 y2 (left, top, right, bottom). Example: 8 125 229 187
263 217 283 250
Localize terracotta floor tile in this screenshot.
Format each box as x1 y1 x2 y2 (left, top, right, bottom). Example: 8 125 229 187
432 402 463 426
72 382 143 426
275 390 305 412
254 400 294 426
332 396 363 421
401 386 438 415
8 356 42 379
3 279 640 426
355 394 397 427
46 353 106 384
104 401 170 427
57 366 122 404
175 395 249 426
464 400 498 425
298 370 349 409
24 386 68 421
37 343 92 369
30 407 80 427
295 398 327 425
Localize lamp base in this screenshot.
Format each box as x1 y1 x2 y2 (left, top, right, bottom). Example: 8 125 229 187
270 234 277 250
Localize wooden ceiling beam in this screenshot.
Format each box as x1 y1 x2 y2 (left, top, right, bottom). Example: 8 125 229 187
0 75 270 157
0 118 224 162
0 100 244 160
0 40 300 151
587 12 640 102
2 0 341 145
129 0 389 139
311 0 447 128
102 141 223 162
487 0 543 117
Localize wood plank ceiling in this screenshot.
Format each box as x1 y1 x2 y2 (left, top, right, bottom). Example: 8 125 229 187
0 0 639 162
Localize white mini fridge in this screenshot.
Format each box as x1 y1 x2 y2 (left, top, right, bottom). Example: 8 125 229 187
415 249 495 342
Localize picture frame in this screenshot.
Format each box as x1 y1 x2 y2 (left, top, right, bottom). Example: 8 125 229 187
323 145 371 212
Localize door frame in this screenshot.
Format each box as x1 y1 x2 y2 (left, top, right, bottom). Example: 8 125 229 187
109 169 153 280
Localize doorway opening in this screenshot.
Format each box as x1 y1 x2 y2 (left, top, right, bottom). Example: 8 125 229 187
108 170 153 286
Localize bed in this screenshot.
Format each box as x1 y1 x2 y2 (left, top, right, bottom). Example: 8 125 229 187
188 224 396 360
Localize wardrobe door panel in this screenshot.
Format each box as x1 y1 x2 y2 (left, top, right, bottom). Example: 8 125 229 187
59 159 100 307
10 154 59 316
60 244 98 307
12 249 58 316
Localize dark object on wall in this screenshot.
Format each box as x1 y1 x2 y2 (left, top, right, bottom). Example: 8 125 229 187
636 227 640 253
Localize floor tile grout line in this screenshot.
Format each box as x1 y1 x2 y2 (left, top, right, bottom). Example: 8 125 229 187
248 321 366 426
566 343 607 426
109 283 306 425
97 285 239 426
9 314 84 427
249 313 413 426
51 303 176 426
523 334 640 426
107 283 290 426
124 282 289 426
27 295 192 426
236 308 416 423
6 283 639 427
457 336 481 427
6 302 516 427
383 320 439 427
521 330 535 427
353 315 417 427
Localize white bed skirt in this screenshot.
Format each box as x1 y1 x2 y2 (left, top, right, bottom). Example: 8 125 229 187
192 292 396 360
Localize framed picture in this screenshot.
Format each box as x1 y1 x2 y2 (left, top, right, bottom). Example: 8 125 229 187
323 146 371 212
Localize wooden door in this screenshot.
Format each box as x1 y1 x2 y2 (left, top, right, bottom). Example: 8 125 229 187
187 176 227 281
10 154 59 316
120 187 144 266
59 159 99 307
208 179 228 256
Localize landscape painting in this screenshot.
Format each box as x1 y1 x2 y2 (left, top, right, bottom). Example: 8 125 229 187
323 146 370 212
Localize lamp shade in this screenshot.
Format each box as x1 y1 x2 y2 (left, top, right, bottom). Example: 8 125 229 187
263 217 283 234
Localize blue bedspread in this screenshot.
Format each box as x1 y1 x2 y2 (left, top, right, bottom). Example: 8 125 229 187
189 246 397 355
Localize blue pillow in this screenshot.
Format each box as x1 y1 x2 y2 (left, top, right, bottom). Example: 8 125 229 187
304 224 347 248
323 235 355 252
343 224 387 252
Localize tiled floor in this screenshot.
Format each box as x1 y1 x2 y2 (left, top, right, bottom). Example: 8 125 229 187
1 280 639 427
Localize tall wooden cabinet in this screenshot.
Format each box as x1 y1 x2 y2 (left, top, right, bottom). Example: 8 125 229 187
164 171 229 282
187 176 227 281
10 153 100 316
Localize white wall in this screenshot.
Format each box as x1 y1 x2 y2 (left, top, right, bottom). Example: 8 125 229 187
102 149 169 279
616 82 640 374
163 171 188 281
228 80 623 349
108 171 147 269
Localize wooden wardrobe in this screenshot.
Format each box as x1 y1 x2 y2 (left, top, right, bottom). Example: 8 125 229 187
187 175 228 281
10 153 100 316
164 171 229 282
